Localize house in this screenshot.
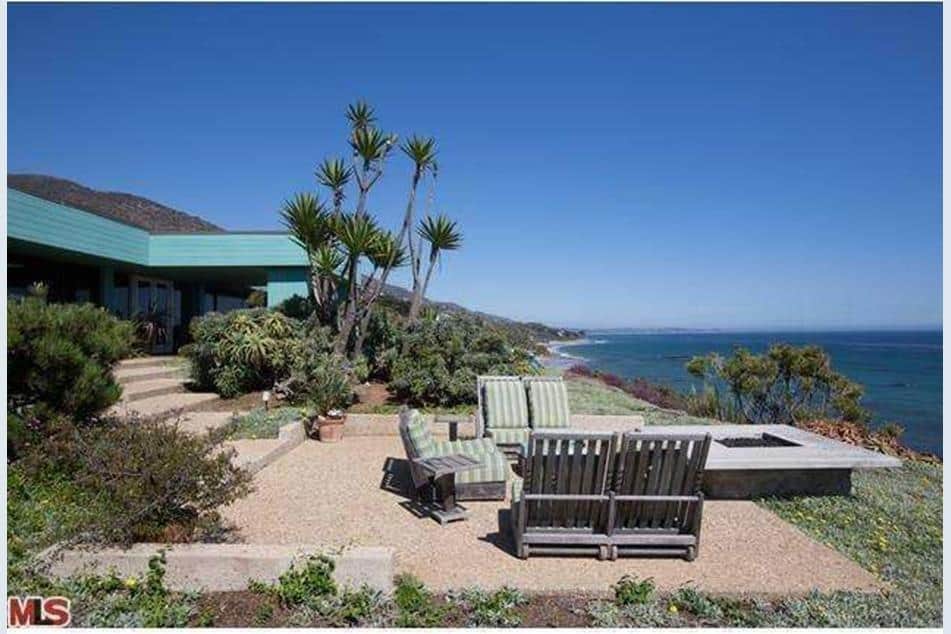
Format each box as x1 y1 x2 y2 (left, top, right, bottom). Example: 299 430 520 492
7 175 310 352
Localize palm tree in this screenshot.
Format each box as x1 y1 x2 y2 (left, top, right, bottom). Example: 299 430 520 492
409 215 463 322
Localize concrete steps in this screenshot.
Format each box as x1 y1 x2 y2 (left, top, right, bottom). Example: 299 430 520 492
115 364 186 384
108 392 221 421
120 377 188 403
175 411 239 436
117 356 182 370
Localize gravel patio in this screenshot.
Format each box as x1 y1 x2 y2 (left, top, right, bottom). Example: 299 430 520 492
221 435 884 596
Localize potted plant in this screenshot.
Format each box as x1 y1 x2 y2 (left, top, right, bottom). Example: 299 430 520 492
305 355 353 442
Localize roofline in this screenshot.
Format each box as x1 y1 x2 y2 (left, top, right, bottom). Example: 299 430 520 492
9 187 288 236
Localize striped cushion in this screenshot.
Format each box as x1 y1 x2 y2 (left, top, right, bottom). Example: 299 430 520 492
510 477 524 502
405 411 437 458
482 379 529 429
455 451 511 485
486 427 531 446
527 379 571 428
433 438 498 456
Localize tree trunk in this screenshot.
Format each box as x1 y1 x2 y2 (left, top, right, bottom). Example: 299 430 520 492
408 251 438 323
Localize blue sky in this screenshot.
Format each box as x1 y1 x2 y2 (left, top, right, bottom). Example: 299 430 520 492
8 3 942 330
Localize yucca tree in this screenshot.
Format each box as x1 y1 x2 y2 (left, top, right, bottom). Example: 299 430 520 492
409 215 463 322
349 124 396 216
352 232 409 355
316 158 351 215
398 136 438 314
279 101 463 355
281 193 340 324
346 100 376 132
334 212 383 354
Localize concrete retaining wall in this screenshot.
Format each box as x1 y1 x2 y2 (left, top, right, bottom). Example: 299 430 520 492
42 544 394 593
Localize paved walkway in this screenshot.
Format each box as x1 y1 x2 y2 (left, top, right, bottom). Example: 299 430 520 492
221 436 883 596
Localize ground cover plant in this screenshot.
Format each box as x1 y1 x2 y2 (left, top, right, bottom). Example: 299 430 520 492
226 406 304 440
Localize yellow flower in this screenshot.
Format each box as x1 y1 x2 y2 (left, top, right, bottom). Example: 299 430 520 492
123 577 138 589
668 604 679 614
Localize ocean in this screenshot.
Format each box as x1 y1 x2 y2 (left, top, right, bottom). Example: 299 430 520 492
551 330 942 456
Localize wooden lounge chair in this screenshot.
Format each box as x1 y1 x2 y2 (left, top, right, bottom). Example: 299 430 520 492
510 431 618 559
399 409 509 501
523 375 571 430
608 432 712 561
476 376 531 459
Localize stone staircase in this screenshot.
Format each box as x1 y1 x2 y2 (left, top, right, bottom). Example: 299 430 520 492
110 356 220 421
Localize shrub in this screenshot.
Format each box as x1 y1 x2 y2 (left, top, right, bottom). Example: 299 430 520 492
613 575 655 606
180 309 304 398
7 298 135 450
388 315 538 406
276 294 315 320
32 417 252 544
361 307 404 379
686 344 869 425
454 586 526 627
392 574 449 627
264 555 337 608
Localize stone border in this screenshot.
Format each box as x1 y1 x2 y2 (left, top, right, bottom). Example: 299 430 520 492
41 543 393 593
240 420 307 474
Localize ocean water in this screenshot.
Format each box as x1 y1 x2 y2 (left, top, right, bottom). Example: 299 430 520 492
553 330 942 456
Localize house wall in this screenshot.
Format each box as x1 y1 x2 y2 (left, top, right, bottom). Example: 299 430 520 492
266 268 309 307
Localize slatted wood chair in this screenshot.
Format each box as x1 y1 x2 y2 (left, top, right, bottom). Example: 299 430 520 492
608 432 712 561
510 431 618 559
476 376 531 458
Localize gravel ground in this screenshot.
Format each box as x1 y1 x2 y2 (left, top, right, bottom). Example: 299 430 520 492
220 436 882 596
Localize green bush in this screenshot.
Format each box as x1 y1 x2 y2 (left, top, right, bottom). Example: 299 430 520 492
180 309 304 398
388 315 538 406
252 555 337 608
686 344 869 425
392 574 449 627
31 417 252 544
278 332 354 415
613 574 655 606
7 298 135 450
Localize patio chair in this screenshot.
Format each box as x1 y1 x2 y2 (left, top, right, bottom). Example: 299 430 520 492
476 376 531 458
510 431 618 559
398 409 509 501
523 375 571 430
607 432 712 561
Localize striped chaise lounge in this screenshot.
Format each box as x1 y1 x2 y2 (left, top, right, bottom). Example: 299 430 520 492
524 375 572 431
476 375 531 459
399 409 510 501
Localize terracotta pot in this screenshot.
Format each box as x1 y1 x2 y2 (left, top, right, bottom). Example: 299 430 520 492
317 414 347 443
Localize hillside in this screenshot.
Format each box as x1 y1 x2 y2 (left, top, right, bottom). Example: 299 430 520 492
8 174 223 233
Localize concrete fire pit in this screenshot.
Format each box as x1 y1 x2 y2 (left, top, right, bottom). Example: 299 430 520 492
643 423 902 498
